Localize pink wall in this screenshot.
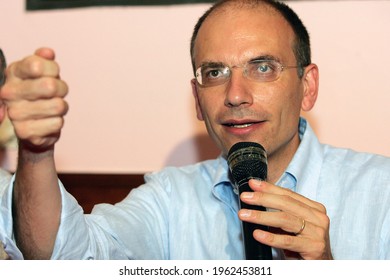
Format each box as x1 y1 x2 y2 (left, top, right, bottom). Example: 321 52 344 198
1 1 389 173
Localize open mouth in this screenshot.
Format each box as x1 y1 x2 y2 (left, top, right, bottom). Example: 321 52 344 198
225 123 255 128
224 120 263 129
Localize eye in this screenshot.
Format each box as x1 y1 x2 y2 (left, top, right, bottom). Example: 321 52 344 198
196 64 230 86
254 61 275 74
204 68 225 79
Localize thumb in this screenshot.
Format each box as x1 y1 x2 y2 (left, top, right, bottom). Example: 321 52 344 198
34 47 56 61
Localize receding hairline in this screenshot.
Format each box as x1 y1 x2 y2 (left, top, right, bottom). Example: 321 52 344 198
190 0 298 71
191 0 288 53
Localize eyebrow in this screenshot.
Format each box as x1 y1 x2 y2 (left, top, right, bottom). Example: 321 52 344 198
199 61 226 69
249 54 280 63
198 54 281 69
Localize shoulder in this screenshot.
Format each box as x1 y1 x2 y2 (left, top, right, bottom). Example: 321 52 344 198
322 145 390 182
144 158 223 187
125 158 225 205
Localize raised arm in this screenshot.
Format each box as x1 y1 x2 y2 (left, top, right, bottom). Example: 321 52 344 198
0 48 69 259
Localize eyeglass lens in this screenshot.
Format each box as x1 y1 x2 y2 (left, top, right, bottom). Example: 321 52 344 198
196 60 287 87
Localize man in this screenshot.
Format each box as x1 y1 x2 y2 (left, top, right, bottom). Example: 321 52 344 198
1 0 389 260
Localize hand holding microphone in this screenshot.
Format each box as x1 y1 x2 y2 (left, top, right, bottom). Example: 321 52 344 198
228 141 333 260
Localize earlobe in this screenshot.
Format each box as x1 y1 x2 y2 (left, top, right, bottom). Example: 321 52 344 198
301 64 319 112
191 79 204 121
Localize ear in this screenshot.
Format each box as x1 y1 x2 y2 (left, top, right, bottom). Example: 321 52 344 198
301 63 319 112
191 79 204 121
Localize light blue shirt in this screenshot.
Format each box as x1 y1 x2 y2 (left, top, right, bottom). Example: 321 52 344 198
2 118 390 259
0 169 23 259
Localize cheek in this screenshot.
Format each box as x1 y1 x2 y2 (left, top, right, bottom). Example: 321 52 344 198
196 91 220 120
273 80 304 114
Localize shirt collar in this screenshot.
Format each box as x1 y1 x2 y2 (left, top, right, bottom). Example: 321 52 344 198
211 155 239 213
212 154 230 186
278 117 324 199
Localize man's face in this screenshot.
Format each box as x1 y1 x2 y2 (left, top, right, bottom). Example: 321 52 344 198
192 6 314 163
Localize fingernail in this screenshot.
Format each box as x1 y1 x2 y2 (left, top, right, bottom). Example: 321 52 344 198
239 209 252 218
254 230 267 240
241 192 254 199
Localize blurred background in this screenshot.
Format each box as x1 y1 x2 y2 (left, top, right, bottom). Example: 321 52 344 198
1 0 389 174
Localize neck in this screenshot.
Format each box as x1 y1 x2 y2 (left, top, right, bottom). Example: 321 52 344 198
266 133 301 184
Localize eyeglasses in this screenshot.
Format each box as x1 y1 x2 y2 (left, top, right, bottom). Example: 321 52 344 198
0 48 6 86
195 59 303 87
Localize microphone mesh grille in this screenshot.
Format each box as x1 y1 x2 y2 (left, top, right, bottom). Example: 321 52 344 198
227 142 267 187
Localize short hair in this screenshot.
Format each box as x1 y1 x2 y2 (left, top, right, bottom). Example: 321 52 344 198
190 0 311 78
0 49 6 86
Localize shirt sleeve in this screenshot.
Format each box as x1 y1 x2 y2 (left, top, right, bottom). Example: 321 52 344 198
51 172 170 259
0 174 24 259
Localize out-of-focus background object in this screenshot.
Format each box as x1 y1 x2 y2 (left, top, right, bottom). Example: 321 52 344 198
0 1 389 174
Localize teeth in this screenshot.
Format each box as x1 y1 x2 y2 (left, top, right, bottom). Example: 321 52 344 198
231 123 252 128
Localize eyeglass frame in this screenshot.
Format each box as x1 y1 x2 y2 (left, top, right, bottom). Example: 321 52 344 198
194 56 306 87
0 48 6 86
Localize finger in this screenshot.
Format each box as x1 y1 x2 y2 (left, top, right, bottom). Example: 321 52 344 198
1 78 68 102
240 185 314 220
240 192 324 231
13 117 64 147
240 181 328 228
238 208 307 235
7 54 60 80
247 179 326 213
34 47 56 60
252 229 329 260
7 98 68 121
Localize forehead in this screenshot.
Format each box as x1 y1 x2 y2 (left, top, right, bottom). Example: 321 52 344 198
194 5 296 67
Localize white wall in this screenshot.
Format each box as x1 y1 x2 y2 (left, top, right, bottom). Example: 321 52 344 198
1 1 389 173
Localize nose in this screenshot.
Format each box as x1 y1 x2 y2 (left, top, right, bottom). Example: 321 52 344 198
224 68 254 108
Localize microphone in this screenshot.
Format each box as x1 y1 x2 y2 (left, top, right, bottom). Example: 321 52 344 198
227 142 273 260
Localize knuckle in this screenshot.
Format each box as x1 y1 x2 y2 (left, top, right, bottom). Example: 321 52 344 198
51 117 65 130
316 202 327 214
59 81 69 97
278 212 290 223
317 212 330 228
53 98 68 115
26 57 44 77
252 209 264 220
282 234 295 246
40 77 58 96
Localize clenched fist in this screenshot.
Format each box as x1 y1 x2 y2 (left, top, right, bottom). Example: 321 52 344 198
0 48 68 152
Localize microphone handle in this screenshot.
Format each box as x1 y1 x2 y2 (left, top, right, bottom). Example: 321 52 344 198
239 182 273 260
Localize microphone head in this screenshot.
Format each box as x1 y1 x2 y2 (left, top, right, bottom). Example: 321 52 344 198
227 142 268 188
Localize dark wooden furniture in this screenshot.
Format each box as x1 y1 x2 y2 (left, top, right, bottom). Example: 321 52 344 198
58 173 144 213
